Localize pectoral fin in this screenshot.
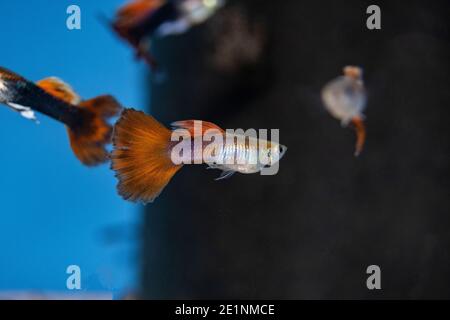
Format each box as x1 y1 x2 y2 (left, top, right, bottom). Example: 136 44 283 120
7 103 38 122
215 170 235 181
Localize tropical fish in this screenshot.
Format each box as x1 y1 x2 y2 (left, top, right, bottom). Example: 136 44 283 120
111 108 287 203
321 66 367 156
0 67 122 166
111 0 225 68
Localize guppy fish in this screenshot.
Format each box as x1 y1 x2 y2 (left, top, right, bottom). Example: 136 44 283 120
111 108 287 203
0 67 122 166
321 66 367 156
111 0 225 68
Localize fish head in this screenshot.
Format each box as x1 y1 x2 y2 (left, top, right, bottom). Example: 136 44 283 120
272 143 288 164
343 65 363 80
261 142 287 167
0 76 10 103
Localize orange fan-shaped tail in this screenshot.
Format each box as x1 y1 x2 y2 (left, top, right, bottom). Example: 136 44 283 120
111 109 182 204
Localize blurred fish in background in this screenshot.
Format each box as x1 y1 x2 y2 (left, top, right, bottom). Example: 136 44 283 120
208 5 266 73
0 66 122 165
321 66 367 156
110 0 225 68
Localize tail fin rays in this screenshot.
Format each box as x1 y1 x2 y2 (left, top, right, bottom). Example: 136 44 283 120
111 108 182 204
69 96 122 166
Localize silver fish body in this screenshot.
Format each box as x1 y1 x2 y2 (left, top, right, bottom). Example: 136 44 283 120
203 134 287 175
321 66 367 125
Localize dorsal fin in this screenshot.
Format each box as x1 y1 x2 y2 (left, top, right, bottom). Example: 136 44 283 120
36 77 81 105
171 120 224 137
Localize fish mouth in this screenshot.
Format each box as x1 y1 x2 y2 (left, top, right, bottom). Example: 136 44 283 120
279 145 288 160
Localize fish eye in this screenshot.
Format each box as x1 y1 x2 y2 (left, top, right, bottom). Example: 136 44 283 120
279 146 283 153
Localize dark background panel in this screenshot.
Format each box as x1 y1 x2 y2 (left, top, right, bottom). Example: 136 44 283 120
142 0 450 299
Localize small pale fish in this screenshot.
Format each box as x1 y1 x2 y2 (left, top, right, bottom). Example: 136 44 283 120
321 65 367 156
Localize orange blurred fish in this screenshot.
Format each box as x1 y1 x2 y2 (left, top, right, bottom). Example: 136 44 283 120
111 108 287 203
111 0 225 68
321 66 367 156
0 67 122 166
111 0 166 68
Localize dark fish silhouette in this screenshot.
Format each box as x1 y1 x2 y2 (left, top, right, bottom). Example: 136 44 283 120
111 0 224 68
0 66 122 166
